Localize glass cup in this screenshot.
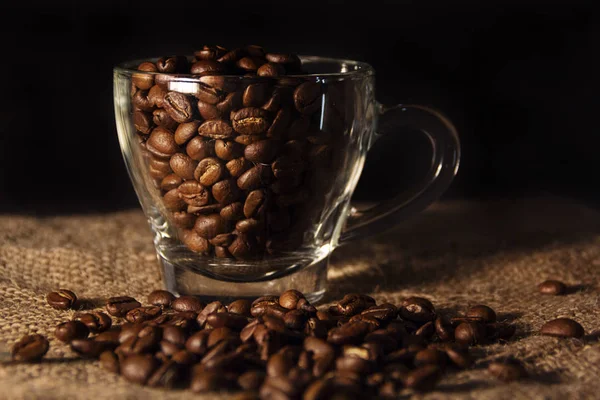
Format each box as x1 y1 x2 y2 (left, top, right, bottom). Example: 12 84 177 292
114 56 460 302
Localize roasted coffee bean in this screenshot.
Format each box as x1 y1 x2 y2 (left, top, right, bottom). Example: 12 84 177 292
304 318 328 338
160 340 180 356
415 321 435 338
161 174 183 191
94 330 121 349
235 218 262 234
121 354 159 385
173 122 202 145
133 110 153 134
171 296 204 313
169 153 197 180
106 296 141 318
163 91 193 123
172 349 197 365
224 158 250 179
363 331 398 353
194 157 224 186
433 316 453 342
163 189 185 211
193 214 230 239
149 157 173 180
209 233 235 246
466 305 497 323
212 179 241 204
237 56 266 72
238 370 266 390
126 306 162 323
278 289 305 310
414 348 447 368
75 312 113 333
156 55 188 73
190 59 226 75
327 321 370 345
243 83 269 107
242 189 266 219
454 322 487 345
488 359 527 382
196 301 227 327
71 338 106 358
227 299 252 317
258 62 286 77
186 330 212 355
231 107 270 135
117 325 162 356
147 359 180 388
444 345 473 368
152 108 178 130
47 289 77 310
55 320 89 342
538 280 567 295
99 350 120 373
400 297 436 322
191 369 230 392
540 318 584 338
334 294 376 317
283 310 307 330
404 365 441 391
195 45 227 61
235 135 264 145
359 303 398 323
147 290 175 308
198 119 234 139
119 324 145 344
267 108 292 138
132 62 157 90
146 127 179 159
237 164 273 191
207 312 249 331
188 204 223 215
215 140 244 161
250 297 282 315
11 334 49 362
178 181 210 206
265 53 301 69
182 230 211 253
294 82 321 115
132 89 154 111
148 84 166 108
186 136 215 160
220 202 245 220
206 329 237 349
244 140 279 164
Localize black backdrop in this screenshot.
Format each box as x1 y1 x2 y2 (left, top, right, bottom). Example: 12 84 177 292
1 0 598 213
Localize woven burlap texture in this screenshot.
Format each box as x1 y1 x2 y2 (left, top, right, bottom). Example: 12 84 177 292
0 197 599 399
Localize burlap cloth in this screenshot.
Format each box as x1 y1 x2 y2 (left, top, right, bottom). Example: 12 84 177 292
0 196 599 399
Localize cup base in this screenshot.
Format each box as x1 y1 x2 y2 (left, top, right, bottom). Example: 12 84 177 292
159 254 328 303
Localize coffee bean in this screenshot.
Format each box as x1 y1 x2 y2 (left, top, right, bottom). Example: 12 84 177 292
194 81 226 105
196 301 227 327
444 345 473 368
334 294 376 317
540 318 584 338
106 296 141 317
327 321 370 345
149 157 173 180
172 296 204 313
55 320 89 342
146 127 179 159
488 359 527 382
294 82 321 115
404 365 441 391
212 179 241 204
126 306 162 323
221 202 245 220
235 218 262 234
163 91 193 123
169 153 197 180
244 140 279 164
75 311 113 333
243 83 269 107
160 174 183 191
191 369 230 392
156 55 188 73
132 62 157 90
117 325 162 356
94 330 121 349
99 350 120 373
359 303 398 323
152 108 178 130
11 334 49 362
215 140 244 161
186 136 215 160
147 359 180 388
209 233 235 246
226 157 252 178
258 62 286 77
121 354 159 385
148 85 166 108
206 312 249 331
238 370 266 390
277 289 303 310
538 280 567 295
132 89 154 111
47 289 77 310
231 107 271 135
237 56 266 72
414 348 447 368
186 330 211 355
454 322 487 345
190 59 226 75
466 305 497 323
182 230 211 253
434 316 454 341
194 157 224 186
173 121 200 146
133 110 153 134
235 135 264 145
237 164 273 191
198 119 234 139
178 181 211 206
265 53 301 69
267 108 292 138
400 297 436 323
188 204 223 215
172 349 197 365
147 290 175 308
195 45 227 61
71 338 106 358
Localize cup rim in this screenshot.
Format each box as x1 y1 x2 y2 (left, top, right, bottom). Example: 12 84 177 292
114 55 375 79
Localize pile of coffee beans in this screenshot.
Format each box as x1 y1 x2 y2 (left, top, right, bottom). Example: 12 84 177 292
130 45 346 260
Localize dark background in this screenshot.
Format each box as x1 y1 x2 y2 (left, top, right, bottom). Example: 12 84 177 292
1 0 598 214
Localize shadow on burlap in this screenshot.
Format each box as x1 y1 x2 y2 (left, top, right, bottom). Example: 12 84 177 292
0 196 599 399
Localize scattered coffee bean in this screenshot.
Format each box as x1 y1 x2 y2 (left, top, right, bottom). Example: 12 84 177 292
99 350 121 373
106 296 141 317
75 312 113 333
400 297 436 322
71 338 107 358
488 359 527 382
46 289 77 310
11 334 49 362
466 305 497 323
538 280 567 295
540 318 584 338
55 321 89 342
454 322 487 346
172 296 204 313
120 354 159 385
147 290 175 307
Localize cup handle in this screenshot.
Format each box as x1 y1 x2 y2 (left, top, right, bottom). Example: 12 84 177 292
338 103 461 244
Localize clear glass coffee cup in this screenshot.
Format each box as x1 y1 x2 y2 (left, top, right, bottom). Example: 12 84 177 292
114 56 460 302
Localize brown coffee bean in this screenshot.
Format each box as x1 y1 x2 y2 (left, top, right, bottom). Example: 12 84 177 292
414 348 447 368
207 312 249 331
238 370 266 390
434 316 454 342
237 56 266 72
133 110 153 134
243 83 269 108
212 179 241 204
327 321 370 345
244 140 278 164
400 297 436 322
11 334 49 362
55 321 89 343
105 296 141 317
94 330 121 349
149 157 173 180
121 354 159 385
196 301 227 327
163 91 193 123
226 157 252 178
173 121 199 145
237 164 273 191
540 318 584 338
198 119 234 139
188 204 223 215
466 305 497 323
194 81 226 105
75 311 113 333
194 157 224 186
182 229 211 254
215 140 244 161
334 294 376 317
132 89 154 111
171 296 204 313
147 359 180 388
488 359 528 382
168 153 197 180
117 325 162 356
258 62 285 77
444 345 473 368
186 136 215 160
191 59 226 75
160 174 183 191
147 290 175 308
147 127 179 159
126 306 162 323
159 326 186 348
178 181 211 206
242 189 266 219
221 202 245 220
71 338 107 358
47 289 77 310
360 303 398 322
235 218 263 234
160 189 184 211
152 108 178 130
132 62 157 90
235 135 264 145
294 82 321 115
455 322 487 345
195 45 227 61
99 350 120 373
191 369 230 392
404 365 441 391
267 108 292 138
538 280 567 295
278 289 304 310
304 318 328 338
186 330 212 355
231 107 271 135
148 84 166 108
156 55 188 73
